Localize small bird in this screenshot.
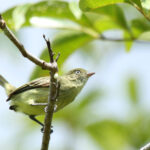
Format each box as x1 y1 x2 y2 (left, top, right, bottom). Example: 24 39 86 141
0 68 94 128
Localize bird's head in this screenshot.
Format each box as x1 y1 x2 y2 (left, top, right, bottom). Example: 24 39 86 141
64 68 95 85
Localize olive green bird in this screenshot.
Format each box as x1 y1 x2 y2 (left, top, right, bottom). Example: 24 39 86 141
0 68 94 128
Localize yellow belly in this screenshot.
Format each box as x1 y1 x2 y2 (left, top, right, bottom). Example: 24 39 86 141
10 87 80 116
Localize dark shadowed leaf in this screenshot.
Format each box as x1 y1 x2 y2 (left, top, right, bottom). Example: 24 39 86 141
127 115 150 149
131 18 150 38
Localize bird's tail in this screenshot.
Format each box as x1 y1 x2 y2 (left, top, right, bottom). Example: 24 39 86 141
0 75 16 95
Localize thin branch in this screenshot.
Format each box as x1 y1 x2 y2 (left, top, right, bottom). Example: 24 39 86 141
140 143 150 150
100 35 134 42
41 36 60 150
43 35 54 63
55 52 60 62
99 35 150 44
128 1 150 22
0 14 53 70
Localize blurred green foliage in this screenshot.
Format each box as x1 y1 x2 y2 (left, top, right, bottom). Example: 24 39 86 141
1 0 150 150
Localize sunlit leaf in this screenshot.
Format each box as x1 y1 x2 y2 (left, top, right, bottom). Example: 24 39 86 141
12 4 31 30
30 17 81 30
79 0 143 12
2 1 76 30
141 0 150 10
79 0 128 11
138 31 150 41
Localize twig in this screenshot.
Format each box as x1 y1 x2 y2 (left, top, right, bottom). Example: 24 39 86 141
140 143 150 150
100 35 150 44
41 35 60 150
0 14 53 70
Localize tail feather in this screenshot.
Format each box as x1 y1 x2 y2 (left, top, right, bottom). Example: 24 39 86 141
0 75 9 86
0 75 16 95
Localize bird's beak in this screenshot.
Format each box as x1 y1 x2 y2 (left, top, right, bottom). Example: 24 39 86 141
87 72 95 77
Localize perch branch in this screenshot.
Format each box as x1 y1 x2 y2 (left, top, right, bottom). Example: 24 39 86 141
41 35 60 150
0 14 53 70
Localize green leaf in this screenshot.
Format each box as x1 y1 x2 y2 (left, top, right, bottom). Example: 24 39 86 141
2 1 76 30
131 18 150 37
127 78 138 104
69 1 82 20
80 1 131 34
79 0 143 12
79 0 128 11
79 0 150 22
138 31 150 41
86 120 128 150
30 17 81 30
12 4 31 30
30 31 93 80
2 5 31 31
26 1 75 22
124 31 133 52
2 1 99 38
130 0 142 9
91 5 130 32
128 116 150 149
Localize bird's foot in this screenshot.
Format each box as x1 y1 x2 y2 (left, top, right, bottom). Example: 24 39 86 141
41 125 53 134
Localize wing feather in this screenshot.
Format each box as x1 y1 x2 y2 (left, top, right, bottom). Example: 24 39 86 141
7 76 50 101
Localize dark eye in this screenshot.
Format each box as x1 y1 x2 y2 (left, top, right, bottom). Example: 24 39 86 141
75 70 81 74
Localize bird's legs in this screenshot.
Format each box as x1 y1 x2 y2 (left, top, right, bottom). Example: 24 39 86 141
29 115 53 133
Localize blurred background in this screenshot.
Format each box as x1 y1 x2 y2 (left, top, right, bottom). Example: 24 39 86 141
0 0 150 150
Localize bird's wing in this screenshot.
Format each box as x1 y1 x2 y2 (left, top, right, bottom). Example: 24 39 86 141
7 76 50 101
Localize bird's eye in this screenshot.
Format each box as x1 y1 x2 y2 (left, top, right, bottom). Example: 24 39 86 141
75 70 81 74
